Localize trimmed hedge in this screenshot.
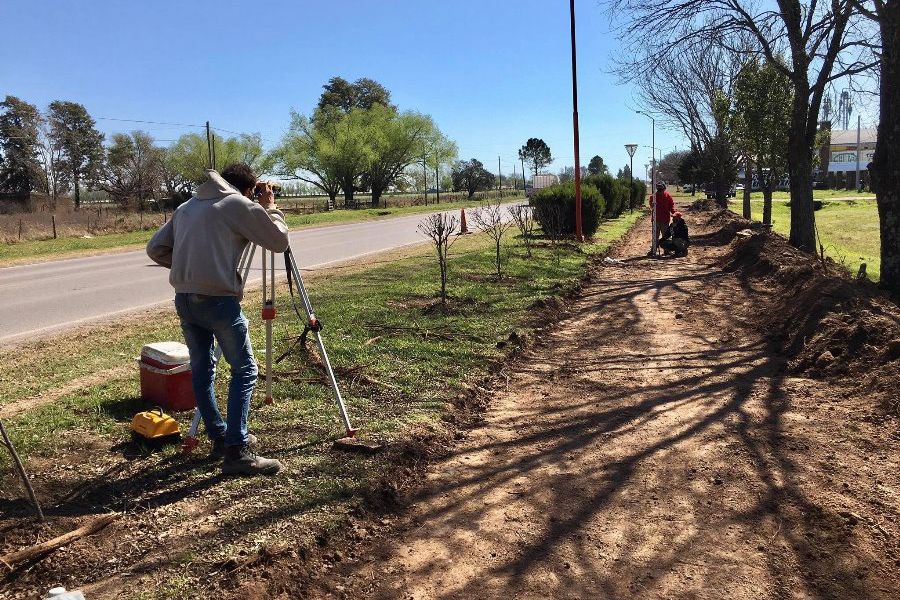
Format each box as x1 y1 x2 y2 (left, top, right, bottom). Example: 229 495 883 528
629 179 647 210
584 174 630 218
531 182 603 238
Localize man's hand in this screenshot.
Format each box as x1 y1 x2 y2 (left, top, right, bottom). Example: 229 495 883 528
257 182 276 210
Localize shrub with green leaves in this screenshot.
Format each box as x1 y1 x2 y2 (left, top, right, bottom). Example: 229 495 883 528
629 179 647 210
530 182 603 238
584 173 630 218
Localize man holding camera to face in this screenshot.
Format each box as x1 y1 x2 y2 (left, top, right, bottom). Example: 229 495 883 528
147 164 289 476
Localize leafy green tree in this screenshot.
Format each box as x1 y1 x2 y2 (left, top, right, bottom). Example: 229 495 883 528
101 131 165 207
272 110 343 205
731 58 792 226
518 138 552 177
312 77 394 205
46 101 104 209
588 155 608 175
677 150 707 196
558 166 575 183
317 76 394 113
167 132 265 189
273 108 374 207
451 159 495 198
0 96 42 195
616 164 632 180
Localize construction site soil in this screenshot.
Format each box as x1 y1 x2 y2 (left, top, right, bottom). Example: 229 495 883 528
2 207 898 599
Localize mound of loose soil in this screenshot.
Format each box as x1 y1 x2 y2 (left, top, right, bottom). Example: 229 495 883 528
722 213 900 416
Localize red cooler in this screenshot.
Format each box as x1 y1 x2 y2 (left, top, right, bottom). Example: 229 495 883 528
139 341 196 412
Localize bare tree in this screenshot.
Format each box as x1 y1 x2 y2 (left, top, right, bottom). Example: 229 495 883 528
625 34 742 207
36 118 68 209
613 0 876 252
417 212 459 305
472 199 515 278
509 204 536 258
534 202 565 263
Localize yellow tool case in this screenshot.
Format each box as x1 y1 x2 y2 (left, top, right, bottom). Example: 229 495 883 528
131 407 181 444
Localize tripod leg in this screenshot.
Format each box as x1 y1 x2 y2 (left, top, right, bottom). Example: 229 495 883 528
285 250 357 437
0 420 43 521
264 249 275 404
261 247 276 405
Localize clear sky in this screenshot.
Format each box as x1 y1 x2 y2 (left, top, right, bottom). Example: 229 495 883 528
1 0 688 179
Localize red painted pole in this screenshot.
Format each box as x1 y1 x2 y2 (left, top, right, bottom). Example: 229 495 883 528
570 0 583 241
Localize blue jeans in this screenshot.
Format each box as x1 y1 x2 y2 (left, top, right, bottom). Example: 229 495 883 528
174 293 257 447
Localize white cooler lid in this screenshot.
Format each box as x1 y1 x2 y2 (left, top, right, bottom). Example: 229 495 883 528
141 341 190 365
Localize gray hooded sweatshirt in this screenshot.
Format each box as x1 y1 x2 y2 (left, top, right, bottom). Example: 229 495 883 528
146 169 290 299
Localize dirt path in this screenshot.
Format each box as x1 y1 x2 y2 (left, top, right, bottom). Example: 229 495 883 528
312 210 898 599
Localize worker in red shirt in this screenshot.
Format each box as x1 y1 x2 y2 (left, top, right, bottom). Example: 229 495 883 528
650 182 676 255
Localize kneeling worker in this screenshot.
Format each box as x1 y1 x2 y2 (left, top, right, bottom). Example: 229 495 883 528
660 211 689 257
147 164 290 476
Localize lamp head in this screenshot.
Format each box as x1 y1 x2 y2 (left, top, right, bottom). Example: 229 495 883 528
625 144 638 157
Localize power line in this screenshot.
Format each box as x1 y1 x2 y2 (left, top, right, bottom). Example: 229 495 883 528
95 116 206 129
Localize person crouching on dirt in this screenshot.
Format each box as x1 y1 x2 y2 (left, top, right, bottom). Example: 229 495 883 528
659 212 689 257
649 182 676 256
147 164 289 476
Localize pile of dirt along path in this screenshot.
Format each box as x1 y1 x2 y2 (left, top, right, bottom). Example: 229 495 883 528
713 210 900 418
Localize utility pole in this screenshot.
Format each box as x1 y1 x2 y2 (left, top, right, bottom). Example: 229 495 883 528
521 156 527 191
422 156 428 205
513 163 518 191
435 159 440 203
569 0 584 241
205 121 213 169
855 115 861 192
498 156 502 195
211 133 217 170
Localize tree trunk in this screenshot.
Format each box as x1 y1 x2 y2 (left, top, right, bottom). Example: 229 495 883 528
72 166 81 210
743 159 752 219
874 2 900 294
371 186 384 208
341 177 354 208
758 166 773 226
786 78 817 252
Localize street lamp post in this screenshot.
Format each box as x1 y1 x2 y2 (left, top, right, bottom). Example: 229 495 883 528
636 110 657 256
625 143 637 213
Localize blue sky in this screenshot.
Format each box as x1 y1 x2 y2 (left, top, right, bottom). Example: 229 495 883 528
1 0 687 178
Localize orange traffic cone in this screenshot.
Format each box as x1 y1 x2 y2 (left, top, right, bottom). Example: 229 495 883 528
459 208 470 234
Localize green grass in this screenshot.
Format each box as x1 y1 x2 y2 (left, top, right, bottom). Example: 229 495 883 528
0 196 524 265
0 212 639 597
744 189 874 201
730 198 881 280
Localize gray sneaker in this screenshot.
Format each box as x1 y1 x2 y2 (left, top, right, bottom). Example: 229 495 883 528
210 434 258 459
222 445 282 476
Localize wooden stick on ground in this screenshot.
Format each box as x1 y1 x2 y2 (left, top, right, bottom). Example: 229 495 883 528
0 419 43 522
0 514 118 571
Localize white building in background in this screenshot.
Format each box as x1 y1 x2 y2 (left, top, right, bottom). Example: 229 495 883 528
826 128 877 174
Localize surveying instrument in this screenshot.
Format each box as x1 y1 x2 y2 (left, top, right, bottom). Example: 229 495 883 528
182 236 358 453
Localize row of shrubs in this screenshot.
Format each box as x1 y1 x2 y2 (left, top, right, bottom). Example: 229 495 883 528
531 174 647 238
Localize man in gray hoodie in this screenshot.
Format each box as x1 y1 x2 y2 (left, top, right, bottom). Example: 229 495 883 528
147 164 289 476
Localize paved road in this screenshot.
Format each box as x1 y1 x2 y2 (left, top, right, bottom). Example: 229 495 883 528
0 205 516 345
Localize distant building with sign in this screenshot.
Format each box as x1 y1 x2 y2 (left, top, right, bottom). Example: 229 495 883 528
816 127 876 190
